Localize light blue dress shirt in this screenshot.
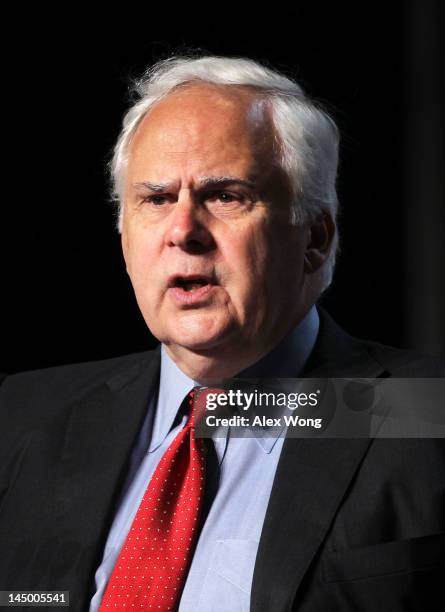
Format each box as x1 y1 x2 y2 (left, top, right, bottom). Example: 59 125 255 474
90 306 319 611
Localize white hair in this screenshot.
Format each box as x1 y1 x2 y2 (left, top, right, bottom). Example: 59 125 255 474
110 55 340 287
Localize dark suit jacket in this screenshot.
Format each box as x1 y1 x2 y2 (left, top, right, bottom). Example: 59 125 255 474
1 310 444 611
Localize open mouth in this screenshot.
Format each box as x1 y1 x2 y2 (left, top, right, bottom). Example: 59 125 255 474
168 274 215 292
175 278 210 292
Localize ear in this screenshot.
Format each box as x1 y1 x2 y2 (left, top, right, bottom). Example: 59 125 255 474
304 212 336 274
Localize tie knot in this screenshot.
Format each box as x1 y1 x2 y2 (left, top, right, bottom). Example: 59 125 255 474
187 387 228 429
185 388 200 428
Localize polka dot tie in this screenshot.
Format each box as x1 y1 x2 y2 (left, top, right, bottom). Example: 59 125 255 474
100 389 207 611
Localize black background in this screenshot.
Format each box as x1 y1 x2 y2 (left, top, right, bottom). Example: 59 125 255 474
2 3 444 373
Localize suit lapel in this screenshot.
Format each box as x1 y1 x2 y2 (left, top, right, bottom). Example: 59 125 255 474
251 310 387 612
50 349 161 604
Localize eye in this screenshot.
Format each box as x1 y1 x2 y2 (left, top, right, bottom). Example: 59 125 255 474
142 194 171 206
207 191 244 204
217 191 238 203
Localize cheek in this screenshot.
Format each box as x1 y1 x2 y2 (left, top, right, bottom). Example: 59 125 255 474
250 225 305 295
125 235 159 290
268 235 306 292
221 232 270 305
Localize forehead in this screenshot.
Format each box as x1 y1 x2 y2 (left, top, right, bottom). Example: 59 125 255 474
127 84 275 180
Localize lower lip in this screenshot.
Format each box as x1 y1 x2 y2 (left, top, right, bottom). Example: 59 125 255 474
167 284 217 305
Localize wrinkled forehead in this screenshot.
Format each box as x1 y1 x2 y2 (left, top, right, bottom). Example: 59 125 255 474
128 83 277 162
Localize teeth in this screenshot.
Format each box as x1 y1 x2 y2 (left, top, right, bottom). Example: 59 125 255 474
183 281 206 291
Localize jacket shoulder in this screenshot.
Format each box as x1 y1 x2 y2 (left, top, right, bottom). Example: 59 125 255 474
0 350 159 430
359 338 445 377
315 308 445 377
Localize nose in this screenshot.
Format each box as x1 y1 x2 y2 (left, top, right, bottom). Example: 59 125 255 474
165 190 214 253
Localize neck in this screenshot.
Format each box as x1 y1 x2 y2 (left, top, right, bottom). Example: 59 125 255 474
163 305 319 384
163 343 267 385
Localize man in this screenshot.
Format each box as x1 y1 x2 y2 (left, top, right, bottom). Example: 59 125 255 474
0 55 444 611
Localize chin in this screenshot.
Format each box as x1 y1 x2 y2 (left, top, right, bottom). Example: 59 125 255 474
163 313 234 352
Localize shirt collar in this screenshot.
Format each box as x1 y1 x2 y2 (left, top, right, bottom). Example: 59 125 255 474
152 305 320 454
236 305 319 453
238 305 319 380
148 346 198 452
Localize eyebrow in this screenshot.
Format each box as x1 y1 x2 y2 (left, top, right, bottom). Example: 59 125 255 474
198 176 256 189
132 176 256 192
132 181 171 192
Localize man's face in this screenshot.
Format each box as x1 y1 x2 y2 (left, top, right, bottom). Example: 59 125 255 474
122 84 311 374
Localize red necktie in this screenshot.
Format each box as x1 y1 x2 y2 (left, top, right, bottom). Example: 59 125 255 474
100 389 207 611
